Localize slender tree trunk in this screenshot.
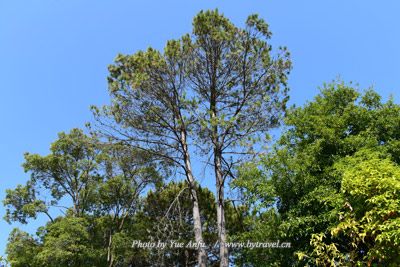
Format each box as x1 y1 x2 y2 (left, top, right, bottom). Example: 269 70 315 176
214 149 229 267
210 88 229 267
181 131 207 267
107 232 114 267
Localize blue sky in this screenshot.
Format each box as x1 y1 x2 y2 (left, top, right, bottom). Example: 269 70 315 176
1 0 399 256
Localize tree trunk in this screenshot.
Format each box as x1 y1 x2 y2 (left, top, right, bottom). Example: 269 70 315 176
210 79 229 267
214 150 229 267
107 232 114 267
181 131 207 267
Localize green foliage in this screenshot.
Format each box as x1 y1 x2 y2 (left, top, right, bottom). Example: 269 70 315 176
4 128 102 220
234 82 400 266
5 180 222 267
3 183 47 224
4 128 162 266
34 217 103 267
6 229 40 267
305 151 400 266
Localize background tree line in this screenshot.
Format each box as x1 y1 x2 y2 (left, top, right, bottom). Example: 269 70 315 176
3 10 400 267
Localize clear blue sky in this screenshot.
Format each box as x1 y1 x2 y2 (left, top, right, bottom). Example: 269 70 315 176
1 0 399 256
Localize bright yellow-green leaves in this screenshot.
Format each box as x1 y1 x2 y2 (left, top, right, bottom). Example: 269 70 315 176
306 151 400 266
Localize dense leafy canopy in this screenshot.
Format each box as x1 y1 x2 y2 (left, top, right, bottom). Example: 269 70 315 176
234 82 400 266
